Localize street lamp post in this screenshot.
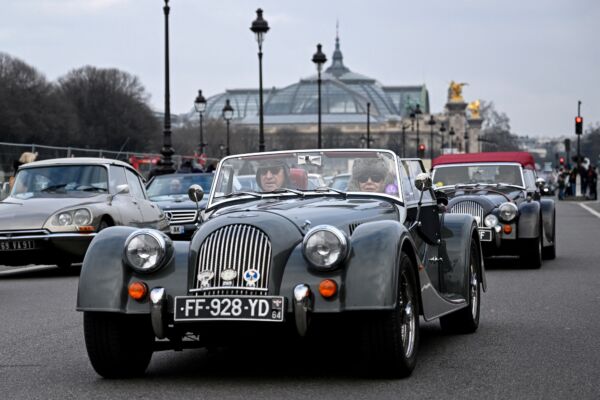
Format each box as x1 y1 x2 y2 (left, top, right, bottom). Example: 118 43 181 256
449 126 455 154
427 115 436 160
222 99 234 156
312 44 327 149
366 102 371 149
464 126 470 154
157 0 175 175
194 90 207 155
250 9 270 152
401 123 410 158
439 122 446 154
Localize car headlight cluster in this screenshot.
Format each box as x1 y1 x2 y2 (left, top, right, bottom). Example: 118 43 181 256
484 214 499 227
302 225 349 270
124 230 170 273
52 208 92 226
498 202 518 222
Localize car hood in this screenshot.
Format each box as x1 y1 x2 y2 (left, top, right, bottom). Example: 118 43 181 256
0 195 107 230
210 196 398 233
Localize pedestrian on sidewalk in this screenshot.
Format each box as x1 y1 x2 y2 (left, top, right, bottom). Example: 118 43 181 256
557 167 566 200
587 165 597 200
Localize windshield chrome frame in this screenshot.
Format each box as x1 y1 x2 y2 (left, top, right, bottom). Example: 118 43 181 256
206 148 404 210
432 162 526 189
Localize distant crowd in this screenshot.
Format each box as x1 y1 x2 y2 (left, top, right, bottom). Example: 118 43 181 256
557 164 597 200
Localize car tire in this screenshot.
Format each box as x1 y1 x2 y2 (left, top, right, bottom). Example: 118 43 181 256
83 312 154 378
520 227 543 269
542 210 556 260
439 239 481 334
358 252 419 378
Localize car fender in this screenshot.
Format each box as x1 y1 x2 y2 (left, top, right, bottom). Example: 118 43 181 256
76 226 190 314
540 198 555 246
518 200 541 238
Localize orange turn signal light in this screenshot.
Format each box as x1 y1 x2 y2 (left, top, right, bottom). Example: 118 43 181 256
503 224 512 234
319 279 338 298
128 281 148 301
78 225 95 232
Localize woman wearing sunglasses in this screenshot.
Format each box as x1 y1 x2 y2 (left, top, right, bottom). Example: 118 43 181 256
348 157 391 193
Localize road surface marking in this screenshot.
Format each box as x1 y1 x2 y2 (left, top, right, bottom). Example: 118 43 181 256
579 203 600 219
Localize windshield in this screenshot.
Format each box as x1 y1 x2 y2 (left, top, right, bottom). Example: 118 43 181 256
146 174 214 199
210 150 401 206
11 165 108 199
432 164 524 188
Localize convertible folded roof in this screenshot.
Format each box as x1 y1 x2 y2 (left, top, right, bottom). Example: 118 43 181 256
432 152 536 169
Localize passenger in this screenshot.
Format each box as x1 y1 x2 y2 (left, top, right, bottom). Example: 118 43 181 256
169 178 183 194
255 160 290 192
348 157 390 193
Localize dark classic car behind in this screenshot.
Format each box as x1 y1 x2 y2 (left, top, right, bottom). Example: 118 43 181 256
431 152 556 268
78 149 485 378
0 157 168 268
146 173 214 239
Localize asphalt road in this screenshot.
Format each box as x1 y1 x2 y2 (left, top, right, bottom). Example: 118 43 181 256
1 200 599 399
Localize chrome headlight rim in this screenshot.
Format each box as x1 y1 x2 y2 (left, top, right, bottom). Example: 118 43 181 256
51 207 93 227
123 229 170 274
302 225 349 270
484 214 499 227
498 202 518 222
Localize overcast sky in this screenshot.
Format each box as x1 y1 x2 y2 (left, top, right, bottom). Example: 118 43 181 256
2 0 599 137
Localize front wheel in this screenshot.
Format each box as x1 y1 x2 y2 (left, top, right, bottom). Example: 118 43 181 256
519 230 542 269
440 239 481 334
83 312 154 378
358 252 419 378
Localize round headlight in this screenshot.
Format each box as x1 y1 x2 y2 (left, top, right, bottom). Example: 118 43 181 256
124 230 167 273
302 226 348 270
57 212 73 226
498 202 518 222
484 214 499 227
73 209 92 225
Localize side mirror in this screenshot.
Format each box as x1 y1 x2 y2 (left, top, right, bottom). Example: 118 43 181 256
188 184 204 203
115 184 130 195
535 177 545 188
414 173 432 192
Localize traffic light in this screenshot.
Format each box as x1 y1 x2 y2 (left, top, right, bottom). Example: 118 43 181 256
559 156 565 165
418 143 426 158
575 116 583 135
564 138 571 152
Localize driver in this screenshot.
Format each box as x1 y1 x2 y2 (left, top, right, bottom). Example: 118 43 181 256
255 160 290 192
348 157 391 193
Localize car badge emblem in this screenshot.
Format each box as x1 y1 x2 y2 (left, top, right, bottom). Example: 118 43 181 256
220 268 237 286
243 269 260 287
271 298 283 310
164 211 173 221
197 270 214 288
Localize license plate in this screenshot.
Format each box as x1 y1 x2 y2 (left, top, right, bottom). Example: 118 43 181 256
0 240 36 251
174 295 285 322
170 225 185 234
479 229 492 242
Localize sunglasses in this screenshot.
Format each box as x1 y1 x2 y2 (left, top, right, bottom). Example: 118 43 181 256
357 173 384 184
259 166 283 175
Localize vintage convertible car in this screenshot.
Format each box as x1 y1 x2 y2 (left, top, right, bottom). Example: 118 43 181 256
0 158 167 268
77 149 486 378
146 172 214 240
431 152 556 268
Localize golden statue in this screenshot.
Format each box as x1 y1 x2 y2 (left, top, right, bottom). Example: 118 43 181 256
467 100 481 119
448 81 468 102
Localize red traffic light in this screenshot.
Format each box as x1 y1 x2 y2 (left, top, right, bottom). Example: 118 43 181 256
575 116 583 123
418 144 426 151
575 116 583 134
559 157 565 165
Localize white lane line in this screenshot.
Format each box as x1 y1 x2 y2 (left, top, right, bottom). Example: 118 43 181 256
579 203 600 219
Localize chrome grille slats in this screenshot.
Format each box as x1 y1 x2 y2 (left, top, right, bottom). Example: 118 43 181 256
450 200 485 227
193 224 272 296
348 222 361 235
166 210 197 224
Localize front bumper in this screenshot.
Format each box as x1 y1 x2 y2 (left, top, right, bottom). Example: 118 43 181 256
0 231 96 266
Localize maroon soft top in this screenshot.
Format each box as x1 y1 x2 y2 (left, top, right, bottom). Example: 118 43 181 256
432 152 536 169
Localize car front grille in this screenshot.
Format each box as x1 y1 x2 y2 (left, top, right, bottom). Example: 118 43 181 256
449 200 485 227
166 209 197 224
192 224 272 296
0 230 49 240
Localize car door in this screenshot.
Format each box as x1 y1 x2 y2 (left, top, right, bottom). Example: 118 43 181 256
124 168 163 228
109 165 145 226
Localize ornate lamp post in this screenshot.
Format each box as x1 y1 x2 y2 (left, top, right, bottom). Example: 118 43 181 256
157 0 175 174
222 99 234 156
194 90 207 155
464 125 470 154
449 126 456 154
366 102 371 149
427 115 436 159
439 122 446 153
250 9 269 152
312 44 327 149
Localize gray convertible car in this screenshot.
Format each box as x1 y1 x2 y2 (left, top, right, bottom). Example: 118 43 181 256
0 158 167 268
77 149 485 378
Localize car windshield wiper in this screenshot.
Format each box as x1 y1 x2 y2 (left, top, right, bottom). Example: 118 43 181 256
313 186 348 196
41 184 67 192
221 191 263 199
75 185 108 192
269 188 306 197
497 182 524 189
